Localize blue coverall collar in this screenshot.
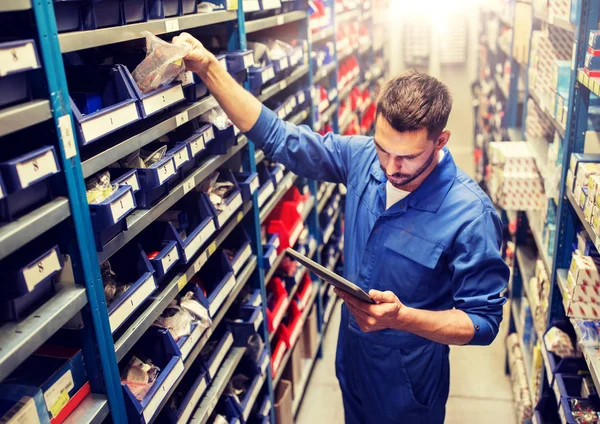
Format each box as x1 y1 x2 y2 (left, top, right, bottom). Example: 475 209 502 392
370 146 457 213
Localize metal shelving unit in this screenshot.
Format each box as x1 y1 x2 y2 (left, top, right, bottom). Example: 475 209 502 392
0 100 52 137
63 394 109 424
245 10 307 33
257 65 310 102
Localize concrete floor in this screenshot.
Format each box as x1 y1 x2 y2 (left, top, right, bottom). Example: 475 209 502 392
296 65 516 423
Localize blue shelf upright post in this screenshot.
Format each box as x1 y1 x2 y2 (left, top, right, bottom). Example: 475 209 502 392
29 2 128 422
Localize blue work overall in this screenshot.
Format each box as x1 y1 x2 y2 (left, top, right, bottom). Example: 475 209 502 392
246 106 509 423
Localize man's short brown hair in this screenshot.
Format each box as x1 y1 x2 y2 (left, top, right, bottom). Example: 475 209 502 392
376 70 453 139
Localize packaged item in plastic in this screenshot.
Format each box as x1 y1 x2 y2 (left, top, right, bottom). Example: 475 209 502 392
153 292 211 340
225 373 250 402
574 319 600 347
101 260 117 302
279 256 297 276
86 171 116 204
121 356 161 400
200 107 232 131
201 171 236 211
545 326 577 357
570 398 600 423
132 31 191 93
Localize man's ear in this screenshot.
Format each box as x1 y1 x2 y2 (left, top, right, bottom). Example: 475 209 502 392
436 130 451 150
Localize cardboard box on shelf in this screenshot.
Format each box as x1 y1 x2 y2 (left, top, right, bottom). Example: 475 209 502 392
567 271 600 303
300 306 319 360
283 344 303 400
275 380 293 424
569 254 600 287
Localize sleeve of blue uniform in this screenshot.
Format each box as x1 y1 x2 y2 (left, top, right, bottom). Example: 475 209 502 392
244 104 359 184
449 210 509 346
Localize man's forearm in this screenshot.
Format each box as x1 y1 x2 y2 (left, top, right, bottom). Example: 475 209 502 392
197 59 263 132
397 307 475 345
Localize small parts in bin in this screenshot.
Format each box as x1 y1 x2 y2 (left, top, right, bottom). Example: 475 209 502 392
118 145 168 170
545 327 579 357
225 373 250 404
86 171 117 205
202 172 236 212
569 398 600 423
101 260 130 304
279 256 298 277
152 292 212 341
121 356 161 401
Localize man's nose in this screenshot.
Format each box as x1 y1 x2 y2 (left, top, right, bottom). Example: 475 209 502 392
386 160 401 176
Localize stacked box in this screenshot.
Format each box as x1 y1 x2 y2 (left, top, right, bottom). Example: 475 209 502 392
487 142 545 211
549 0 571 21
586 31 600 77
525 99 555 142
565 254 600 319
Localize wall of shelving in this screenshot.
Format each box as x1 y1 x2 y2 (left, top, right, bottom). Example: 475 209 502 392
0 1 389 423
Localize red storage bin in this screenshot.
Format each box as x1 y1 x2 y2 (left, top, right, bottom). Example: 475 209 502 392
280 301 305 348
295 274 314 311
271 329 287 376
266 277 290 333
283 187 310 216
266 202 304 253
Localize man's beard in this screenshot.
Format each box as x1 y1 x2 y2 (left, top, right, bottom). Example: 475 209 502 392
382 149 438 189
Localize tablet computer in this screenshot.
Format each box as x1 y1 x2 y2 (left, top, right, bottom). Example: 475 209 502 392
286 248 375 304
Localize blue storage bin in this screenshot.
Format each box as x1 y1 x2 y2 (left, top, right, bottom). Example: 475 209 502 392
232 172 259 203
224 354 269 422
222 227 253 276
256 165 275 208
203 325 234 381
199 170 243 229
267 163 284 185
206 122 238 155
559 396 600 424
148 0 181 18
106 243 157 333
0 179 52 222
138 229 180 281
270 56 289 75
112 168 141 193
67 64 141 146
262 243 278 271
256 393 272 421
0 40 41 108
123 0 148 23
82 0 124 30
0 277 55 323
89 184 137 250
248 65 276 91
0 146 60 193
161 359 208 424
221 50 255 74
183 71 209 102
120 154 177 208
53 0 83 32
554 374 595 406
156 192 217 263
273 104 288 120
288 45 304 68
226 305 263 346
191 250 237 317
120 64 185 118
0 244 63 300
244 289 263 308
122 327 185 423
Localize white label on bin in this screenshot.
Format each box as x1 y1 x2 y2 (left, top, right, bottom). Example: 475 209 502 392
218 193 243 226
173 147 190 169
182 176 195 196
142 85 185 115
249 175 259 195
243 375 266 420
252 294 262 307
324 222 334 244
189 134 206 157
15 149 58 189
268 248 277 266
109 189 134 224
279 80 288 91
261 355 269 375
80 102 139 143
268 67 275 81
143 358 184 423
253 311 264 331
118 172 139 192
179 71 194 87
178 376 208 424
184 220 216 261
1 395 40 424
209 274 237 316
44 370 74 416
165 19 180 32
258 181 274 207
233 244 252 274
175 110 189 127
298 92 306 105
109 275 156 332
203 126 215 143
180 322 203 360
273 298 289 330
243 53 255 69
279 57 289 71
290 319 303 346
273 345 285 373
271 237 280 248
295 267 305 286
157 159 176 185
261 399 272 416
274 169 284 183
57 115 77 159
290 222 304 246
160 244 179 275
0 42 38 77
209 333 234 377
22 248 62 292
277 15 285 25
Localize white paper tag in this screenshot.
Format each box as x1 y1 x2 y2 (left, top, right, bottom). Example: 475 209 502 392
209 333 234 377
182 176 195 196
118 172 139 192
142 85 185 115
175 110 189 127
258 181 275 207
15 149 58 189
178 376 207 424
57 115 77 159
183 220 216 261
109 274 156 332
172 147 190 169
143 358 184 422
109 189 135 224
203 126 215 143
1 396 40 424
279 80 288 90
165 19 180 32
209 274 237 316
275 169 284 183
249 175 260 194
277 16 285 25
233 244 252 274
157 159 176 185
189 134 205 157
44 370 74 415
261 399 272 416
160 244 179 274
80 102 139 143
0 42 38 77
22 248 61 292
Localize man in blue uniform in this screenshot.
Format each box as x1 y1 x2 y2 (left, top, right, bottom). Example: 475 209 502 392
175 32 509 423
